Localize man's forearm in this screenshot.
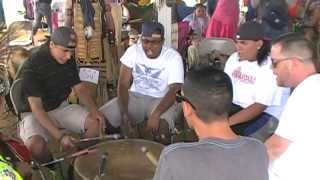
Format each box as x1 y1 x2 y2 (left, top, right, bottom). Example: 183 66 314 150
117 84 129 115
32 109 62 140
229 103 266 125
117 64 132 116
29 97 63 140
152 84 182 117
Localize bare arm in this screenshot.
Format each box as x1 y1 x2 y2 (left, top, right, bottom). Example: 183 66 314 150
151 83 182 118
28 97 62 140
147 83 182 130
229 103 267 125
265 134 291 162
117 64 133 116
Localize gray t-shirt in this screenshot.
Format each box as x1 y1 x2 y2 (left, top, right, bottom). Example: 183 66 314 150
153 137 268 180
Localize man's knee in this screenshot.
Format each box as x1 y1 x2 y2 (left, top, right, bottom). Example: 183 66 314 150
25 135 46 153
25 135 51 163
84 116 100 136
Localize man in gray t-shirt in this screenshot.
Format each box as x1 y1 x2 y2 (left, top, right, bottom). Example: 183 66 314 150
153 68 269 180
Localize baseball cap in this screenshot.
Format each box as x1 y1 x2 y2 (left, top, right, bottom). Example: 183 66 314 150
141 21 164 39
51 26 77 48
236 21 264 41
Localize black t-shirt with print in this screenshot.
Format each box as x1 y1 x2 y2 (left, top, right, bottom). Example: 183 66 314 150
21 41 80 112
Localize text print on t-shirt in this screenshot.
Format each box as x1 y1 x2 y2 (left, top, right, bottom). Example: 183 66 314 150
231 67 256 84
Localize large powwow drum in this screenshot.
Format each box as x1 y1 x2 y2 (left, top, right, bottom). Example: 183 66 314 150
74 139 164 180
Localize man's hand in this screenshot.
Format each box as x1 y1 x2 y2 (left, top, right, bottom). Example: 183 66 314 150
60 134 77 150
146 113 161 131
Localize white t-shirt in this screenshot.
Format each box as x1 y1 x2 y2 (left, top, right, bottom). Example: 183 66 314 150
269 74 320 180
224 53 290 119
120 44 184 98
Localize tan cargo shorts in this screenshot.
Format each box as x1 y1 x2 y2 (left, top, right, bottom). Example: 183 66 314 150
19 102 89 142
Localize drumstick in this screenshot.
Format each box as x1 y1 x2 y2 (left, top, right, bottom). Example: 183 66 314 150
99 153 108 177
79 134 121 142
141 146 158 167
128 18 143 23
99 119 104 138
39 147 97 167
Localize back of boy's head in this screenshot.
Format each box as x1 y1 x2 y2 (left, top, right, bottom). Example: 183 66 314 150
183 67 233 123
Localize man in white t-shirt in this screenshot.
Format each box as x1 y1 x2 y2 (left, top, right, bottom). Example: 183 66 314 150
100 21 184 141
266 32 320 180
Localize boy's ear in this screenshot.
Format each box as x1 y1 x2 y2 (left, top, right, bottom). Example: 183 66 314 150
49 41 54 48
182 101 194 118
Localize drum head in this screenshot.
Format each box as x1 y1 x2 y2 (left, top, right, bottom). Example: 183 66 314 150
74 139 164 180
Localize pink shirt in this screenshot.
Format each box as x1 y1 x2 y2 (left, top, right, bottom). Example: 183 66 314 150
212 0 239 24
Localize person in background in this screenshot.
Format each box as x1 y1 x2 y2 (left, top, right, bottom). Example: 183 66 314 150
266 32 320 180
32 0 52 35
224 21 290 142
0 0 6 31
153 68 268 180
183 3 209 37
128 28 139 46
257 0 290 40
206 0 217 17
205 0 239 39
187 33 201 70
175 0 194 22
304 0 320 55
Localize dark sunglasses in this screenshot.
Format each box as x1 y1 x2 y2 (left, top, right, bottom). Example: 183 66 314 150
271 56 304 68
175 90 196 110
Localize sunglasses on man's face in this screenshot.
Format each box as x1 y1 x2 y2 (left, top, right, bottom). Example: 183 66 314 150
175 90 196 110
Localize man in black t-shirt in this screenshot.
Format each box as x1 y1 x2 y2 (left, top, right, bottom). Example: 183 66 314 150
19 27 104 164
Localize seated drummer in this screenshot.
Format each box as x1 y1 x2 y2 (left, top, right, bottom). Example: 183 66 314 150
100 21 184 140
19 27 104 165
153 68 268 180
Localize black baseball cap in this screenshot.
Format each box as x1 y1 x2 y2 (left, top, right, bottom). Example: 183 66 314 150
141 21 164 39
51 26 77 48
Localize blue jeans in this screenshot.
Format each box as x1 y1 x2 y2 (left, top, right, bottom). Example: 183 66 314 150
230 103 279 142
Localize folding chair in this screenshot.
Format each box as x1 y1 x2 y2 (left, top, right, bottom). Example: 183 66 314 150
9 79 26 121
